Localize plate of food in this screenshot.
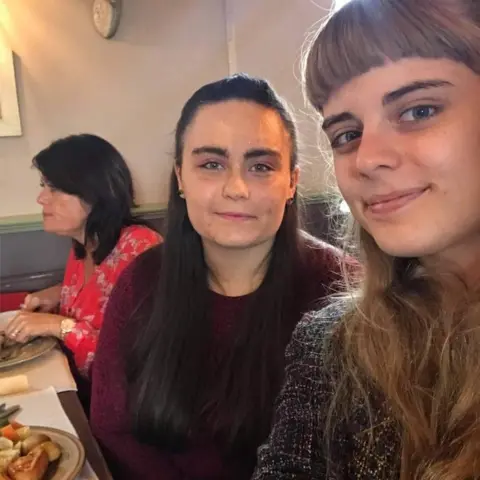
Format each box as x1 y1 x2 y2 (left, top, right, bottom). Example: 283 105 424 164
0 420 85 480
0 312 57 371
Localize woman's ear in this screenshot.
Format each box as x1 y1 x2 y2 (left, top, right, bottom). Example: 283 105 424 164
289 166 300 198
175 165 183 192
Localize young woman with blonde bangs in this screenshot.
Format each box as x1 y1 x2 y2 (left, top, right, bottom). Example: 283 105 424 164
253 0 480 478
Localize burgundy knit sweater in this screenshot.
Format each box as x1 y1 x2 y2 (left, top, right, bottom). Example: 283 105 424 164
90 237 348 479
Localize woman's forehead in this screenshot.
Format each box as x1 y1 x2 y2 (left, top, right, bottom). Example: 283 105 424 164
184 102 290 151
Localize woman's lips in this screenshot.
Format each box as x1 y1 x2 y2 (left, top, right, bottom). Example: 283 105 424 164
365 187 429 216
216 212 256 221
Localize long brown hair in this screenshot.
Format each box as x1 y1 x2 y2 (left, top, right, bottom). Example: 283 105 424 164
304 0 480 478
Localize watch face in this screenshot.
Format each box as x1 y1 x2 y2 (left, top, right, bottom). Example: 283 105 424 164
60 319 76 340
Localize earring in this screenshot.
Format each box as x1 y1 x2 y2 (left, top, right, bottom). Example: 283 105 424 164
286 197 294 206
178 189 185 199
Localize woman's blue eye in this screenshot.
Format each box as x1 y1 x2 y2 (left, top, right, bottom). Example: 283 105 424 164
331 130 361 148
400 105 438 122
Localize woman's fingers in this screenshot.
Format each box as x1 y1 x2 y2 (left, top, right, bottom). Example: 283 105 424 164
4 312 61 341
5 312 23 336
21 294 41 312
5 313 30 342
14 326 31 344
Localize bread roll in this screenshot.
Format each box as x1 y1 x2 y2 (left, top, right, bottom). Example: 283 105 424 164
0 375 29 396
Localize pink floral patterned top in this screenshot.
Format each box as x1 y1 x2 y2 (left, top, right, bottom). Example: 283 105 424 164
59 224 162 377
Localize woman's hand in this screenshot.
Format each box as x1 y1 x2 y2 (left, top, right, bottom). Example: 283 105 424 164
21 285 62 313
5 312 63 343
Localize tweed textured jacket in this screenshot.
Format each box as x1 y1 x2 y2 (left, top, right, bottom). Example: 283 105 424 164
252 302 402 479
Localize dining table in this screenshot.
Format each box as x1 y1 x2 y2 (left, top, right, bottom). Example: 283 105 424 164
0 329 113 480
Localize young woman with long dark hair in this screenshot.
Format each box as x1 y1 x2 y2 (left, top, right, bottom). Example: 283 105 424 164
90 74 349 479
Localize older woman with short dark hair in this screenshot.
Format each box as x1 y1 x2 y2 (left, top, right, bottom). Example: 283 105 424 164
5 134 161 381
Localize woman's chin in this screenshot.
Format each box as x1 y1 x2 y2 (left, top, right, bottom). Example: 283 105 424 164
42 221 56 234
208 233 272 250
42 222 68 237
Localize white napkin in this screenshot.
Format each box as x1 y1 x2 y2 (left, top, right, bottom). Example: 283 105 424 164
2 387 97 480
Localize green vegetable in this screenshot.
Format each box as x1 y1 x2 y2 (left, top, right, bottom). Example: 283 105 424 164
0 405 20 421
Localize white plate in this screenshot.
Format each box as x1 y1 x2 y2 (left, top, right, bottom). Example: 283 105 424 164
8 426 85 480
0 311 57 370
0 311 19 328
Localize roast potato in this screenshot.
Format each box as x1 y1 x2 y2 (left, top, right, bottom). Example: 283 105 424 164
20 435 50 456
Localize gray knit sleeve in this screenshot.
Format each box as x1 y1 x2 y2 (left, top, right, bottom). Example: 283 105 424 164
252 302 346 479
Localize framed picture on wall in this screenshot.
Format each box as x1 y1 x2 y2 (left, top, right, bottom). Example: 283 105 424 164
0 35 21 136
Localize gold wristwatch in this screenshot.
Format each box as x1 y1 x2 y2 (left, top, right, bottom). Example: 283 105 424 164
60 318 76 341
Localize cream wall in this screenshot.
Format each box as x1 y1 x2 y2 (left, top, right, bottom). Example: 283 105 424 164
0 0 331 218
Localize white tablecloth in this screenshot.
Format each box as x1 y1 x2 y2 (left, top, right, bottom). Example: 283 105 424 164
0 347 77 393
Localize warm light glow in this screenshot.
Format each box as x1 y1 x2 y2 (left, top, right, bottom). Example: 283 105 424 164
0 1 7 64
339 200 350 214
0 0 11 45
334 0 352 8
0 0 15 58
0 0 8 28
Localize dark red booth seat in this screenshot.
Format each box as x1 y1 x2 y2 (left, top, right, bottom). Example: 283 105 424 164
0 292 27 313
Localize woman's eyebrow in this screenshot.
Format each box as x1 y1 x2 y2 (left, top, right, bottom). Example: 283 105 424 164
382 79 453 106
